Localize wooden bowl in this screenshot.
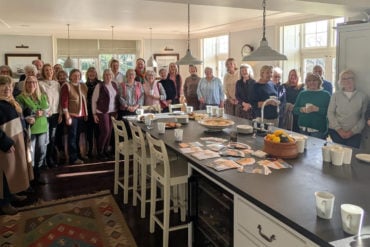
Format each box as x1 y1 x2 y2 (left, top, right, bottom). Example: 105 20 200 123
263 137 298 159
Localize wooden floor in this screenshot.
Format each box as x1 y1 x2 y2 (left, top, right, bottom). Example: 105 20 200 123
13 159 188 247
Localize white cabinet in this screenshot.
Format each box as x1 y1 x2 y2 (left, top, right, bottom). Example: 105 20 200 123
234 196 319 247
336 22 370 149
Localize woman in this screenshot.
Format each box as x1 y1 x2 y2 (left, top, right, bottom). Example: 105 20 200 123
134 58 146 84
282 69 304 132
251 65 279 125
85 67 101 158
0 65 18 97
223 58 239 116
110 59 124 84
159 67 176 112
197 67 224 109
55 70 68 163
167 62 182 104
293 72 331 139
17 75 49 183
272 67 287 128
328 69 368 148
52 64 63 81
17 64 38 95
60 69 88 165
0 75 30 215
92 69 119 160
235 64 255 120
143 70 166 108
39 63 60 168
183 65 201 110
118 69 144 117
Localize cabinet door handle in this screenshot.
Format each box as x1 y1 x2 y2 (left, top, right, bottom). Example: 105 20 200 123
257 224 276 242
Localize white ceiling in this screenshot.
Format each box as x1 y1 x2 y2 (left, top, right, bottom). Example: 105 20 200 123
0 0 369 40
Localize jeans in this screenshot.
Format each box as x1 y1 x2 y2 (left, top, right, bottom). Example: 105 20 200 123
31 132 48 179
329 129 361 148
67 117 84 163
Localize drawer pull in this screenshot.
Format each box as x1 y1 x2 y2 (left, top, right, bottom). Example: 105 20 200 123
257 224 276 242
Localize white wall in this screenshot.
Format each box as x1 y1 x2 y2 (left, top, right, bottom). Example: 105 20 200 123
0 35 53 65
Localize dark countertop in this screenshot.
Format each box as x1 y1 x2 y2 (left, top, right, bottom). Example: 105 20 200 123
134 113 370 246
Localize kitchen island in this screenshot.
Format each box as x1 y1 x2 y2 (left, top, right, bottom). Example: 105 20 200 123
134 113 370 246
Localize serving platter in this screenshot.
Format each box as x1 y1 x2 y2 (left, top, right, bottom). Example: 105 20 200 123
198 118 234 131
355 153 370 163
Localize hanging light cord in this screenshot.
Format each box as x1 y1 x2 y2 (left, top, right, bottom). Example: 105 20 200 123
150 27 153 54
67 24 70 56
187 3 190 50
111 25 114 55
262 0 266 41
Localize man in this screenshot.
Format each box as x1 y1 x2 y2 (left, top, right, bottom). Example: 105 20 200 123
313 65 333 95
19 59 43 81
109 59 124 84
197 67 224 109
134 58 146 84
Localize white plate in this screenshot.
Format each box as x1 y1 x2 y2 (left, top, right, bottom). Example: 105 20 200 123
355 153 370 163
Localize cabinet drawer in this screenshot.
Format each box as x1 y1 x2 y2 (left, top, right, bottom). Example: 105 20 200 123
235 197 308 247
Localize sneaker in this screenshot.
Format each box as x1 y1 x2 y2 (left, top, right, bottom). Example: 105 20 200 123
72 159 84 165
11 194 27 202
0 203 18 215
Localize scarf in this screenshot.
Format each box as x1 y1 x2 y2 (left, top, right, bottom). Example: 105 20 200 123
0 95 23 113
135 69 146 83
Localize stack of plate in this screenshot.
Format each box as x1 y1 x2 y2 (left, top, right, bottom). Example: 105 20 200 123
236 124 253 134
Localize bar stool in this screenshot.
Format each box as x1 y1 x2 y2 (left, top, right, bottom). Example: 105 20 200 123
169 103 187 113
111 117 134 204
146 132 188 247
129 121 151 218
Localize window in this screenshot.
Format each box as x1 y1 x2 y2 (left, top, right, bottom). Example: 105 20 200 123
99 54 136 75
304 20 328 48
202 35 229 79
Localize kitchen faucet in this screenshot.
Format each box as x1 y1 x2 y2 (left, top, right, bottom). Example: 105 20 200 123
253 97 280 133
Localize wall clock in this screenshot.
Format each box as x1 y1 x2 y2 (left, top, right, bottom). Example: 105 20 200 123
241 44 254 57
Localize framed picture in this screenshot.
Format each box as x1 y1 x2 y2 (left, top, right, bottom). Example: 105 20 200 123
153 53 179 70
5 53 41 74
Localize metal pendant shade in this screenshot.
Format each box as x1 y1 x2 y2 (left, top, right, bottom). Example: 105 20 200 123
177 3 202 65
64 24 74 68
242 0 287 61
146 27 158 67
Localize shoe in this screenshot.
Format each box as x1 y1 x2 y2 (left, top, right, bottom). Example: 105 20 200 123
72 159 84 165
0 203 18 215
11 194 27 202
97 153 109 161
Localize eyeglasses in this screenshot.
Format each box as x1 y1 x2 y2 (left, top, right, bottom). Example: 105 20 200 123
342 77 354 81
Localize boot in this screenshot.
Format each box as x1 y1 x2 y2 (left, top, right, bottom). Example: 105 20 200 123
0 203 18 215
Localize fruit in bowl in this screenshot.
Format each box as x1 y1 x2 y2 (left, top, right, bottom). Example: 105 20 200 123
263 130 298 159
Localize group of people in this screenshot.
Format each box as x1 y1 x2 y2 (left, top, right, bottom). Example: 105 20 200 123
1 56 369 215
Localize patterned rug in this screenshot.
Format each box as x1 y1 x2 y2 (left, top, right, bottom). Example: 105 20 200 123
0 190 137 247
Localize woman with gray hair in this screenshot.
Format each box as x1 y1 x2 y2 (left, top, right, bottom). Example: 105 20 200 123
235 64 255 120
92 69 119 160
143 70 166 108
327 69 368 148
293 72 331 139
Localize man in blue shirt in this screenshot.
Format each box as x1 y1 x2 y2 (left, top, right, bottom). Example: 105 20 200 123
313 65 333 95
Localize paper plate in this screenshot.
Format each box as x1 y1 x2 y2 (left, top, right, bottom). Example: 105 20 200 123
355 153 370 163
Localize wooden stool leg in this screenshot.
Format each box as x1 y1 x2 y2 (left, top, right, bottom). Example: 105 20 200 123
140 160 147 218
172 186 179 213
150 176 156 233
179 184 186 222
114 152 119 195
123 153 129 204
163 184 171 247
132 155 138 206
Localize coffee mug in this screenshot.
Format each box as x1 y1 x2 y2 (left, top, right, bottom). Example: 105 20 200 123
315 191 335 219
331 147 344 166
136 108 144 115
341 204 364 235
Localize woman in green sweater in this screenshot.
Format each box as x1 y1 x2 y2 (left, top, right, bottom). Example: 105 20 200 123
17 76 49 184
293 73 331 139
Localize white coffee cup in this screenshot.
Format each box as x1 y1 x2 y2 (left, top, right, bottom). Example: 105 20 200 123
174 129 183 142
331 147 344 166
136 108 144 115
341 204 364 235
322 146 332 162
186 106 193 113
212 106 218 116
315 191 335 219
306 103 313 112
157 122 166 134
343 147 353 165
144 115 152 127
149 89 154 95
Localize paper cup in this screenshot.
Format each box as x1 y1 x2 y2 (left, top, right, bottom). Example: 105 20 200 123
322 146 332 162
136 108 144 115
293 136 305 153
186 106 193 113
157 122 166 134
343 147 353 165
218 107 224 117
174 129 183 142
341 204 364 235
212 106 218 117
315 191 335 219
206 105 213 115
331 147 344 166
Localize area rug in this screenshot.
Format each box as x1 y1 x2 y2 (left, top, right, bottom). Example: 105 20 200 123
0 190 137 247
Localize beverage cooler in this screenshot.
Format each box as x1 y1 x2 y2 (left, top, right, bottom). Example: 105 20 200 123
188 169 233 247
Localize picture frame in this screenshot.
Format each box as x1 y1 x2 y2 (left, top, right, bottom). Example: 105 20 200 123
5 53 41 74
153 53 179 70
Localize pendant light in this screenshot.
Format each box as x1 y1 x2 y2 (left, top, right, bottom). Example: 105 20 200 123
176 3 202 65
146 27 158 68
242 0 287 61
63 24 74 68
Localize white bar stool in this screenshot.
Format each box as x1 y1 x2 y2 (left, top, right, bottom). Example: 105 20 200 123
146 132 188 247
